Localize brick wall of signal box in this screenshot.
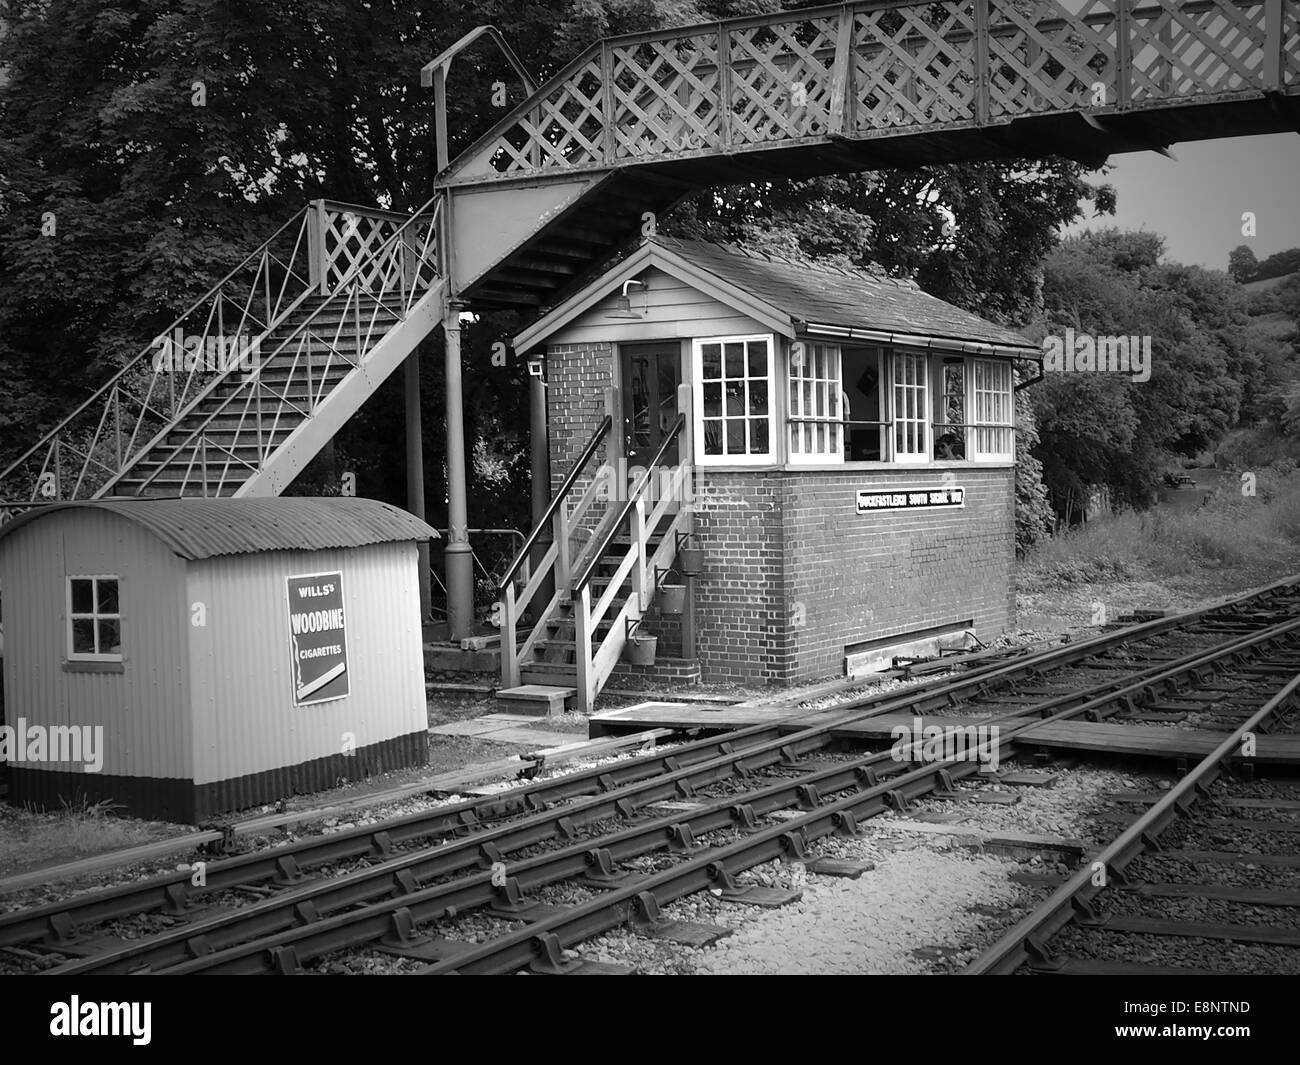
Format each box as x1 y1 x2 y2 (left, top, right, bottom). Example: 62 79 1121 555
545 342 1016 687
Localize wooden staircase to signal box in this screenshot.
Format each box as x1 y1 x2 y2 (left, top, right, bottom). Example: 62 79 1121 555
498 388 693 714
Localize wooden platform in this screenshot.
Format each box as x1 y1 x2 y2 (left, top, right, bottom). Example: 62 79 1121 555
1015 721 1300 765
588 702 796 737
590 703 1300 769
588 704 1002 740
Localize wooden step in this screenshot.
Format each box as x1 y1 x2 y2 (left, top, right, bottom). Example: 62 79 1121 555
520 664 578 687
496 684 575 717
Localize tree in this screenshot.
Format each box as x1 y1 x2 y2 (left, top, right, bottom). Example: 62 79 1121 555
1 0 1111 561
1032 230 1272 518
1228 244 1259 283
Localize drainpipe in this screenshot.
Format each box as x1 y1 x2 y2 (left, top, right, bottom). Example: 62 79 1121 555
529 356 553 606
444 301 475 641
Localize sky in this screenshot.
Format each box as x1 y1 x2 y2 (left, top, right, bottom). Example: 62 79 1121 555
1062 133 1300 270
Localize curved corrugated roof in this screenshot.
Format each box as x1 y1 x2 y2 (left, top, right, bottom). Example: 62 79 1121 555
0 497 440 560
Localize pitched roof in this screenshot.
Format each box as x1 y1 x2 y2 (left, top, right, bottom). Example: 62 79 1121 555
650 237 1036 352
514 236 1038 356
0 497 439 561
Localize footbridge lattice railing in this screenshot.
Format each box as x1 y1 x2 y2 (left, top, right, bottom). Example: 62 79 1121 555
440 0 1300 184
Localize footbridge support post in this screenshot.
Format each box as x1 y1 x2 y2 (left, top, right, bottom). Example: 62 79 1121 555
443 301 475 641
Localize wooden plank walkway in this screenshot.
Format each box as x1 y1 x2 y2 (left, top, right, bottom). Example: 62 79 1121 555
1015 721 1300 765
828 714 1000 741
588 702 799 736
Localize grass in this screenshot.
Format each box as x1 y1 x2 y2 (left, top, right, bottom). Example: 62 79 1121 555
0 794 177 881
1017 465 1300 635
1023 467 1300 588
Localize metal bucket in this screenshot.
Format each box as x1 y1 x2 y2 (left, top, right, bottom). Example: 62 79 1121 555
657 568 686 614
678 547 705 575
624 635 658 666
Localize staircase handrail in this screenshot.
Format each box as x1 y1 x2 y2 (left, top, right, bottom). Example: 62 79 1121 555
122 193 445 497
0 207 311 495
498 413 613 593
573 413 685 594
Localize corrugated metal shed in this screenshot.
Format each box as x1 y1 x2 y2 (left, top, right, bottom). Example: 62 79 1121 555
0 497 439 560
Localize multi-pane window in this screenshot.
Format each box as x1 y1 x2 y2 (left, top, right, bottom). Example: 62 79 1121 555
933 357 968 460
892 351 928 461
971 359 1015 459
67 576 121 660
788 341 843 463
695 336 773 464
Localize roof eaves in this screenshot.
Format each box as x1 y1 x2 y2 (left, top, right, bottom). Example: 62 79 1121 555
800 321 1040 359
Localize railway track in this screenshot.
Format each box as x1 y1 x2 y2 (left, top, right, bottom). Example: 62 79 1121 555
4 576 1300 975
965 667 1300 976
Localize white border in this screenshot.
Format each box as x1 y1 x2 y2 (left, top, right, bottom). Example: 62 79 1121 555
285 569 350 707
691 333 777 467
66 574 122 663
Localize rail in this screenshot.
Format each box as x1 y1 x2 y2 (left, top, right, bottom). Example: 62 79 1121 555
570 402 691 708
0 194 446 503
574 413 686 594
0 207 312 503
963 663 1300 975
499 409 616 689
126 195 444 498
499 414 613 592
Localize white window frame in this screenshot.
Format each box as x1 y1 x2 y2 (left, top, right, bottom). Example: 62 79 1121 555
692 334 776 466
970 358 1015 461
930 355 971 461
66 574 122 662
890 350 929 463
788 340 844 465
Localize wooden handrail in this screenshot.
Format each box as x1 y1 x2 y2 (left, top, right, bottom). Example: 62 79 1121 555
573 413 686 594
498 414 613 592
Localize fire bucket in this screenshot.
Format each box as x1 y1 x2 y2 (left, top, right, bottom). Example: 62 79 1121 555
624 634 658 666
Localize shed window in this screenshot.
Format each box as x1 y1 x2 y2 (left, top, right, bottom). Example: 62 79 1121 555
67 576 121 660
693 335 774 465
788 341 843 463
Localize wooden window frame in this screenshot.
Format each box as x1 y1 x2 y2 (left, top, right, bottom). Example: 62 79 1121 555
969 358 1016 461
66 574 122 663
788 340 845 465
692 333 776 467
890 349 930 463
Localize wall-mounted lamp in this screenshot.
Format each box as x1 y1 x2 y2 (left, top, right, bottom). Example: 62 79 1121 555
606 278 647 319
527 355 544 378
